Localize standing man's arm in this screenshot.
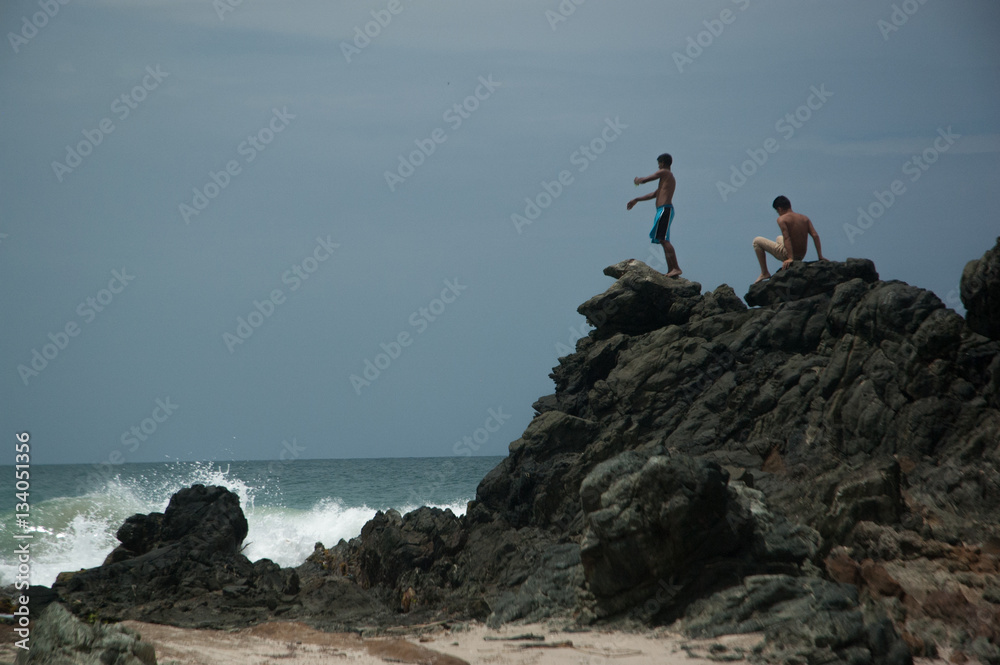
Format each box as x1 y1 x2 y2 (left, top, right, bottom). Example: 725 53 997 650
627 191 655 210
808 220 826 260
628 169 666 210
634 168 668 186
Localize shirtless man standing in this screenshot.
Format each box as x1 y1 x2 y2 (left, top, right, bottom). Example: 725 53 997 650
752 195 826 284
628 153 681 277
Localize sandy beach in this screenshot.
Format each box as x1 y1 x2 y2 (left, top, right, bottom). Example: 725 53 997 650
0 617 965 665
112 620 765 665
100 619 957 665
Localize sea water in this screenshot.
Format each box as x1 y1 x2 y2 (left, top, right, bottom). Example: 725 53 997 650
0 456 502 588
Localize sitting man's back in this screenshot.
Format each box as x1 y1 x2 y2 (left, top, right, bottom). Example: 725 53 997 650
752 195 825 283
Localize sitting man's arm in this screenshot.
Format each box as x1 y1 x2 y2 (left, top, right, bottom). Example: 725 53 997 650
808 219 826 261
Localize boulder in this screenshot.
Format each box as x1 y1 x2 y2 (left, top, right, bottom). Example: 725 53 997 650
579 452 739 604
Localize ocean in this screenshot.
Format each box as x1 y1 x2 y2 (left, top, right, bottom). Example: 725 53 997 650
0 456 503 588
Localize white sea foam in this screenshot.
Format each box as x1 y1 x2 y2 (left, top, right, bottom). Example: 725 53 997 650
242 499 378 567
243 499 470 567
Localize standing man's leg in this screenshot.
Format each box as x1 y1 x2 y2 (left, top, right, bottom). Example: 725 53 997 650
654 205 682 278
661 240 681 277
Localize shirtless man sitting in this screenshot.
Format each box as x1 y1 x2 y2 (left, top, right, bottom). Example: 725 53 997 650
752 195 826 284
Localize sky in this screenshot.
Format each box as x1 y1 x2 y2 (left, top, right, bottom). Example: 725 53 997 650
2 0 999 466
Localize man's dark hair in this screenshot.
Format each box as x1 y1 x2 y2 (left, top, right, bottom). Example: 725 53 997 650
657 153 672 168
772 195 791 211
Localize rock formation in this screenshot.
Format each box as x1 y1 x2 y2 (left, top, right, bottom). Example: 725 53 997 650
53 484 302 628
48 243 1000 664
14 602 157 665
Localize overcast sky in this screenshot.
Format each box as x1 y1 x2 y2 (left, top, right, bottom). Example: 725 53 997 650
2 0 999 466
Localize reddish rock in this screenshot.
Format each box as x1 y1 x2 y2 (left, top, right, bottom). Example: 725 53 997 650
825 548 861 586
860 559 904 598
762 447 786 474
900 629 926 657
923 589 974 623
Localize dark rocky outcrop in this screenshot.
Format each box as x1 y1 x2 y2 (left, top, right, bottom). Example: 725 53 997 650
578 260 703 338
54 484 301 628
50 244 1000 664
744 257 879 307
962 237 1000 341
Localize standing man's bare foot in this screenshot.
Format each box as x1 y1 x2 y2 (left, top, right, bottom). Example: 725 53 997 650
665 269 683 278
753 272 771 284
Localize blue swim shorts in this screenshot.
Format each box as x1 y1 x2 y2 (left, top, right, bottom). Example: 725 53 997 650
650 205 675 243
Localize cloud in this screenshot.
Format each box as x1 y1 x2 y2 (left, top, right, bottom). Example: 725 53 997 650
787 133 1000 157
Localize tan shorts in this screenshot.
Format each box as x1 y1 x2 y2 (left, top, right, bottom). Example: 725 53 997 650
753 235 789 261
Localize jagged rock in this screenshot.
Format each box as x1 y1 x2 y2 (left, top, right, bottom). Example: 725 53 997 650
335 506 466 591
690 283 748 321
962 237 1000 340
820 460 903 541
728 482 820 564
486 543 584 627
14 602 157 665
681 575 912 665
745 258 879 307
577 259 702 338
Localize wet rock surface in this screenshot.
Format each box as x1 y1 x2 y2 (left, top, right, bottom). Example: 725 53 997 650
48 245 1000 663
